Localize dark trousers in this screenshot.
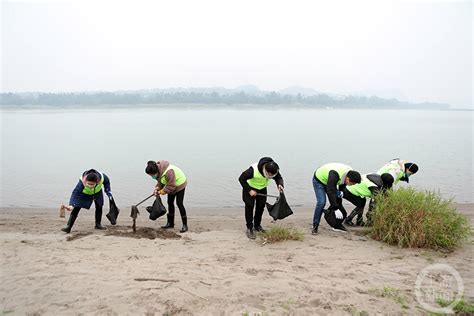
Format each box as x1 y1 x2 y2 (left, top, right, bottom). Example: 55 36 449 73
69 200 103 225
167 189 187 217
242 187 267 229
342 187 367 223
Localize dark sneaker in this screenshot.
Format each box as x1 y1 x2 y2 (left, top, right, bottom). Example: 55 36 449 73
331 224 347 233
246 228 256 239
95 224 106 230
254 226 266 233
161 222 174 229
61 227 71 233
311 224 319 235
344 219 356 226
356 220 365 227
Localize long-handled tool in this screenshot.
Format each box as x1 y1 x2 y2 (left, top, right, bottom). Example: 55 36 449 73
256 193 280 198
130 194 154 232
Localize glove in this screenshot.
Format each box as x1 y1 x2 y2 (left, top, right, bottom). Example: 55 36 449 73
334 209 343 220
159 189 167 195
106 192 113 199
337 190 343 199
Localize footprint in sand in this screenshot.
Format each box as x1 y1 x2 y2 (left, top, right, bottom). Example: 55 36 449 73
215 254 244 264
245 268 259 276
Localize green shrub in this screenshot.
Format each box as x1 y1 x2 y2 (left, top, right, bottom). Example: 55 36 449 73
258 225 304 244
369 188 471 251
436 296 474 314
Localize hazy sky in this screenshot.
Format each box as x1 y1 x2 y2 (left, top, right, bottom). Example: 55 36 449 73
1 0 472 108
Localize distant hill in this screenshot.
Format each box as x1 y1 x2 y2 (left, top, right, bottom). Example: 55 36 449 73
278 86 319 96
0 86 451 109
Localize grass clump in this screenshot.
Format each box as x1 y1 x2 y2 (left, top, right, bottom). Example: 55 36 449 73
258 225 304 244
369 188 471 251
369 286 409 309
436 296 474 315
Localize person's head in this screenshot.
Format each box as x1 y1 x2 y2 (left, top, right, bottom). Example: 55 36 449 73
404 163 419 175
263 161 279 179
381 173 394 190
84 171 99 188
145 161 159 179
402 162 419 183
345 170 361 185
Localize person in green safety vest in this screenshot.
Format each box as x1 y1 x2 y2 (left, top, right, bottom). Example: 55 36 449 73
239 157 284 239
146 160 189 233
312 163 361 235
61 169 113 233
377 158 419 185
342 173 394 226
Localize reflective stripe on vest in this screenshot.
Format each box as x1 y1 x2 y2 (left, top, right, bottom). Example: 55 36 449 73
346 174 377 198
81 172 104 195
315 163 352 186
160 165 187 186
247 163 270 190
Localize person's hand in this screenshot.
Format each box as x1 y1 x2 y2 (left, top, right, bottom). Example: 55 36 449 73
107 192 113 199
153 188 160 196
334 209 343 219
249 190 257 197
278 185 284 192
61 204 73 212
159 189 167 195
337 190 343 199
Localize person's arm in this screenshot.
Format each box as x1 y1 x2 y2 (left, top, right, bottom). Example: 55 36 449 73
68 180 83 206
369 186 380 198
239 167 254 192
326 170 340 208
161 169 177 194
397 159 405 170
273 172 284 188
103 174 112 198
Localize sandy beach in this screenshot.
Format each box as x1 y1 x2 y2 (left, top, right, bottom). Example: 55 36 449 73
0 204 472 315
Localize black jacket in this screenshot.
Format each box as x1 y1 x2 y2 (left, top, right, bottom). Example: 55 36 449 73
326 170 342 208
239 157 284 192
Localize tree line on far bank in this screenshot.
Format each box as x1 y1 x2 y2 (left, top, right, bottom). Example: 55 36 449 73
0 91 450 109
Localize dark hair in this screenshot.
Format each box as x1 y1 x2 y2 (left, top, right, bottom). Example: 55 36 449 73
145 161 158 174
347 170 361 184
265 161 279 175
405 163 419 174
85 173 99 183
381 173 394 189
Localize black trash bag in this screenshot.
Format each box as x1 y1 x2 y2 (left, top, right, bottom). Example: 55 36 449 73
106 197 120 225
266 192 293 221
147 197 167 221
323 206 347 229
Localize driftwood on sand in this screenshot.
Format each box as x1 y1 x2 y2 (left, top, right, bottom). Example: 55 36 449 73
134 278 179 282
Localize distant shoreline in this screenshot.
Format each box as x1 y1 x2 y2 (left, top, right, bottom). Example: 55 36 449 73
1 103 470 111
1 87 454 110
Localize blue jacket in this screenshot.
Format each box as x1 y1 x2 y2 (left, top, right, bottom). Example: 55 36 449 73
69 171 112 209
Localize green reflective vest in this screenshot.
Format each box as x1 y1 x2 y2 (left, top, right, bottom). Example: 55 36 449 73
247 163 270 190
160 165 187 186
377 160 404 185
315 163 352 185
81 172 104 195
346 175 377 198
